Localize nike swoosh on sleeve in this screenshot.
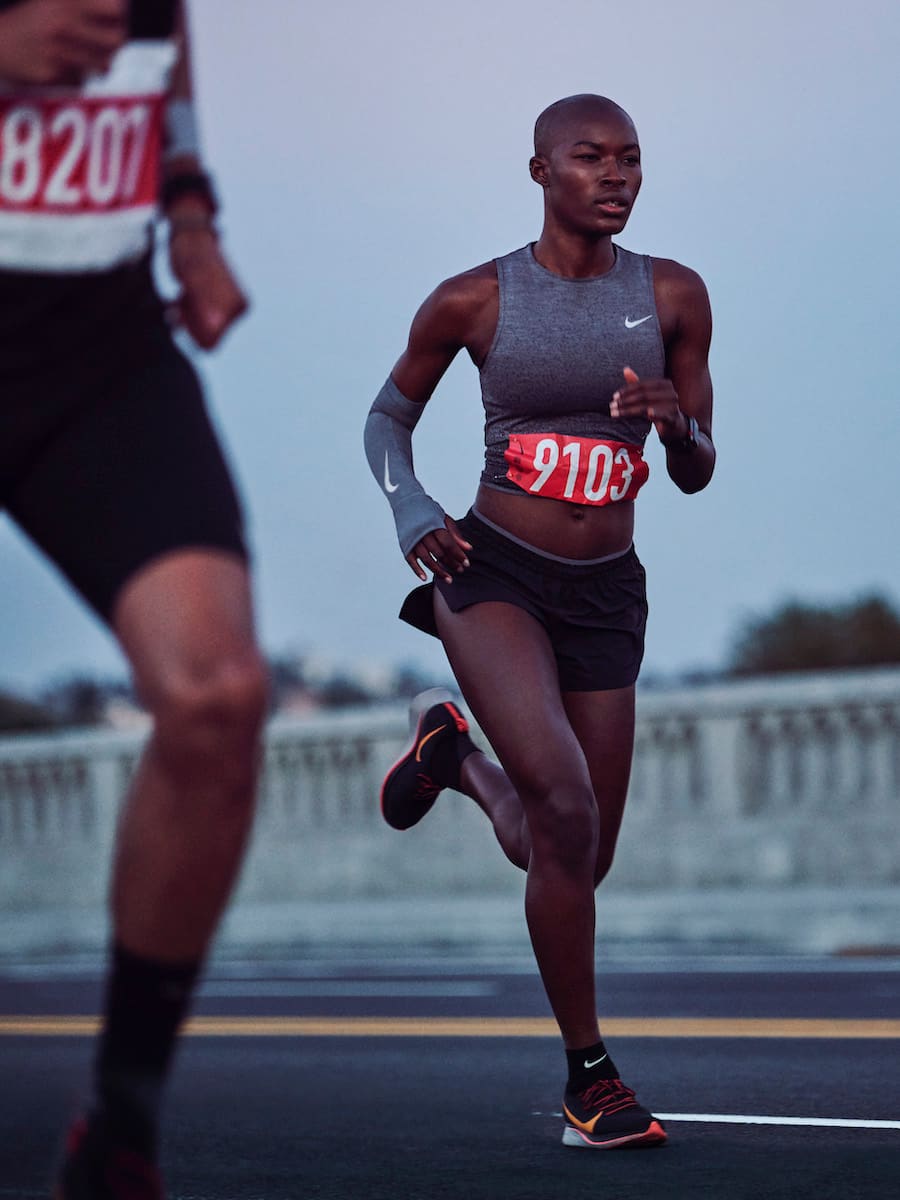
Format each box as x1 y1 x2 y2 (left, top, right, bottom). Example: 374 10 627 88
624 315 653 329
384 451 399 493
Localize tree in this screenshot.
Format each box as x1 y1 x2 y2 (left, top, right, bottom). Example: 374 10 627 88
0 690 55 734
727 593 900 676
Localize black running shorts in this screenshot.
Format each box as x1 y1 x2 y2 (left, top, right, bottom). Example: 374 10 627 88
0 259 248 622
399 509 648 692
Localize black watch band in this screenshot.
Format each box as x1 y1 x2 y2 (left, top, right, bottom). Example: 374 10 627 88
160 170 219 216
662 413 700 452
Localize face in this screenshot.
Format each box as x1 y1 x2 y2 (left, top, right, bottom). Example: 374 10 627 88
530 105 642 237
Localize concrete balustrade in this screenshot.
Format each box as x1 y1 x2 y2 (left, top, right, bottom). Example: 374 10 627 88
1 668 898 954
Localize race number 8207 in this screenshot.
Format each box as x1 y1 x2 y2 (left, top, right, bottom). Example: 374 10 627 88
0 97 163 212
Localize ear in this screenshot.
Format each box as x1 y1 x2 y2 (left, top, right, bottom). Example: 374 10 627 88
529 155 549 187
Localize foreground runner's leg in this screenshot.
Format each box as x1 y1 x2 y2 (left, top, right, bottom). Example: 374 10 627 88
56 551 267 1197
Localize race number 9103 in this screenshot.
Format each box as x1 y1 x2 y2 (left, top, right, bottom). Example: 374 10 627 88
504 432 649 506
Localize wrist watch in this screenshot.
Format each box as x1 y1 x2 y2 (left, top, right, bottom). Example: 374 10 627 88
161 170 219 216
662 413 700 452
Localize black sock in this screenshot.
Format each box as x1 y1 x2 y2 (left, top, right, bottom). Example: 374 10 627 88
92 943 201 1156
566 1039 619 1092
429 724 477 791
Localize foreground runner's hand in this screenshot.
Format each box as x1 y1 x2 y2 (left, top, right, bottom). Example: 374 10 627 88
168 226 249 350
407 516 472 584
610 366 689 444
0 0 127 86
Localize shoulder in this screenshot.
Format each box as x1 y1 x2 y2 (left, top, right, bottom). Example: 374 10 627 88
425 260 498 315
410 260 498 346
649 256 712 343
649 257 709 305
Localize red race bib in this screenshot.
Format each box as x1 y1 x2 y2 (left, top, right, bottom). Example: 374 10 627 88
0 41 175 271
0 94 163 214
504 432 649 506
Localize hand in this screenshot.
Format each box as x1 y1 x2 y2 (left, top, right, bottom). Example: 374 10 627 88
406 516 473 584
0 0 127 86
168 226 249 350
610 366 689 444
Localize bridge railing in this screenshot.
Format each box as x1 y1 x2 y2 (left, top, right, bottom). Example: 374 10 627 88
1 668 898 916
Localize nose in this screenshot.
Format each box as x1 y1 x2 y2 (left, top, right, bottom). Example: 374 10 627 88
599 157 626 187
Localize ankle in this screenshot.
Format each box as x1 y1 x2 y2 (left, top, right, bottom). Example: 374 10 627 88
566 1039 619 1091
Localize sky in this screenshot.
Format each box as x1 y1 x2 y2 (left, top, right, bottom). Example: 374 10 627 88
1 0 899 693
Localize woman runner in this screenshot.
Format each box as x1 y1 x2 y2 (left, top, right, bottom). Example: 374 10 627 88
365 93 716 1150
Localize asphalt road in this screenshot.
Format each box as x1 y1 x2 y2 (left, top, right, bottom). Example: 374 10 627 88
1 953 898 1200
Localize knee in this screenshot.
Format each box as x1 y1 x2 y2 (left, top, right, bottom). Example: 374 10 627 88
152 650 269 782
524 779 599 875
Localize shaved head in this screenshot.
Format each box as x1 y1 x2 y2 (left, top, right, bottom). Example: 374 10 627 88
533 95 636 158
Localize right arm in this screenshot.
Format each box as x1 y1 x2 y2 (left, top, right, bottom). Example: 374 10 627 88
365 266 496 582
0 0 127 86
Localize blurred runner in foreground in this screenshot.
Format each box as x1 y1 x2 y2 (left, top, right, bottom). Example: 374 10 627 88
0 2 266 1195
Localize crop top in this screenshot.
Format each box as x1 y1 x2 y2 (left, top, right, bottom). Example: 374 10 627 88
479 243 665 504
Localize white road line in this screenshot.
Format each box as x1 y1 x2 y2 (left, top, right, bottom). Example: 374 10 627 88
657 1113 900 1130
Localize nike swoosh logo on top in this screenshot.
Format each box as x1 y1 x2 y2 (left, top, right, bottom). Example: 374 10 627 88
384 451 399 493
584 1053 608 1069
415 724 446 762
624 315 652 329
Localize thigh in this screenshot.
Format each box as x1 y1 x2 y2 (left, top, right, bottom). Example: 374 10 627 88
4 325 247 623
433 590 592 804
113 550 260 707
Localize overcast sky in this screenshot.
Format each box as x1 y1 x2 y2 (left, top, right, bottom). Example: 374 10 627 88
1 0 898 693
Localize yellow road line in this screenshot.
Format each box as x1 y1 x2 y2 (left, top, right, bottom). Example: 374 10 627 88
1 1016 899 1038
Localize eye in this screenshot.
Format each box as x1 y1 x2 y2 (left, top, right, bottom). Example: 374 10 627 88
622 156 641 167
576 153 599 161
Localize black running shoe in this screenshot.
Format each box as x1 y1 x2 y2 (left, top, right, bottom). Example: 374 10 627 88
380 688 472 830
562 1077 667 1150
54 1117 165 1200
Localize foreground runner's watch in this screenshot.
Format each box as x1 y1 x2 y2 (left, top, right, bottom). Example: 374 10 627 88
161 170 219 216
662 413 699 452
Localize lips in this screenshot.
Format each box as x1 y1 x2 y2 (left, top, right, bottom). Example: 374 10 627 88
595 197 630 215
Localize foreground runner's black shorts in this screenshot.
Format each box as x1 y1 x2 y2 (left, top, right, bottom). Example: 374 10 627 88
0 259 248 623
399 509 648 692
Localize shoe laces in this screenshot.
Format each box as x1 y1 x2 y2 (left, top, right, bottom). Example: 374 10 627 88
577 1077 638 1117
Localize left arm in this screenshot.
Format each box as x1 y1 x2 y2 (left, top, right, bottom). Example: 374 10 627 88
162 0 248 350
610 260 715 494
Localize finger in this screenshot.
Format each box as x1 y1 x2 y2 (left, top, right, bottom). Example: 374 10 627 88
435 532 470 571
444 516 473 553
426 555 453 583
179 305 223 350
56 36 122 74
421 544 455 583
406 560 428 582
79 0 130 18
623 366 640 384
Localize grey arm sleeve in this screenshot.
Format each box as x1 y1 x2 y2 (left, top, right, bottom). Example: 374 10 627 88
364 376 447 558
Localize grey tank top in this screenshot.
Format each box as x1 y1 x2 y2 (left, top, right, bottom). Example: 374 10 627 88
479 243 665 491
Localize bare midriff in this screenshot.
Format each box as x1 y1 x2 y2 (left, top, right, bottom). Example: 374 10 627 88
474 484 635 560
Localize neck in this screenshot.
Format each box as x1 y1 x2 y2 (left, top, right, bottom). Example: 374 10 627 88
532 226 616 279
